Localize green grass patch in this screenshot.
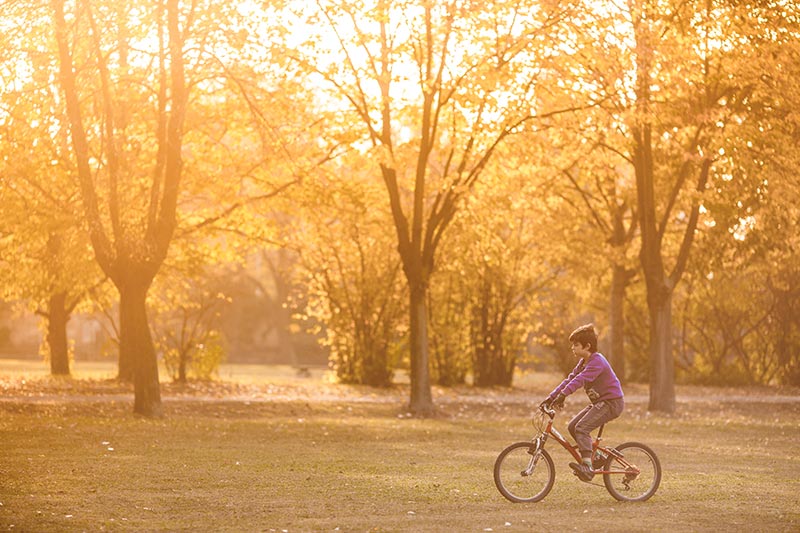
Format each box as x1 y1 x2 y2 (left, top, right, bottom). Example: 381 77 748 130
1 391 799 532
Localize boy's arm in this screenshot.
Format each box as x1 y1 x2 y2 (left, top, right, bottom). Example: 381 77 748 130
546 360 585 400
560 357 605 397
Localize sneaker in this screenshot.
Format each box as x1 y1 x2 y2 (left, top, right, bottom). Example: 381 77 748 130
569 462 594 482
592 450 607 470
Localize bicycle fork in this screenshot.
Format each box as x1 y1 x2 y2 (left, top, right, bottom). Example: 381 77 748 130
522 435 548 476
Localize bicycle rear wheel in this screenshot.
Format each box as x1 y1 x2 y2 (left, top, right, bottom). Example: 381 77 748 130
493 442 555 503
602 441 661 502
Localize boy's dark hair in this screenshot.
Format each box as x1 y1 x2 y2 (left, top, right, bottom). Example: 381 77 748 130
569 324 598 352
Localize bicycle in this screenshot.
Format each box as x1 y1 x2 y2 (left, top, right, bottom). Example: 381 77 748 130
493 404 661 503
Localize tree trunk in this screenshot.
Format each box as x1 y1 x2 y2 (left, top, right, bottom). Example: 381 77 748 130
631 1 710 414
47 292 71 376
471 279 490 387
119 277 162 417
408 283 434 415
473 346 488 387
118 330 135 382
52 0 187 417
178 349 188 383
609 263 627 380
648 289 675 412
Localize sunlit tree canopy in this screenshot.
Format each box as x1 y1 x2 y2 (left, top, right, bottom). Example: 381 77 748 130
0 0 798 416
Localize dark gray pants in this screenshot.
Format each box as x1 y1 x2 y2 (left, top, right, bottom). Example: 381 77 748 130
567 398 625 458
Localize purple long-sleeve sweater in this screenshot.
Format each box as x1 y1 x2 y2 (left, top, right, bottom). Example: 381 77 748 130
548 352 624 403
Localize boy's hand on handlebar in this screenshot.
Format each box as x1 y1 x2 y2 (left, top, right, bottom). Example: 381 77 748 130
538 398 552 409
538 402 556 419
551 393 566 410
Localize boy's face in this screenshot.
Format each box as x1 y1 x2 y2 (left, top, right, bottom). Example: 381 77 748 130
571 340 591 359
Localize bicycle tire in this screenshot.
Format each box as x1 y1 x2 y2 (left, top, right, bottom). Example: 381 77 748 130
602 441 661 502
493 442 555 503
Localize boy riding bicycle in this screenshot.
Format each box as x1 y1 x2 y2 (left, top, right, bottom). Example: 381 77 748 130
540 324 624 481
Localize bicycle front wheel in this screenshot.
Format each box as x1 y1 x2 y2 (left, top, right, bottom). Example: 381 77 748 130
602 441 661 502
493 442 555 503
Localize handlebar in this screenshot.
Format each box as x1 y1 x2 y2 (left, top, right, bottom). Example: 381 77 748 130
539 404 556 419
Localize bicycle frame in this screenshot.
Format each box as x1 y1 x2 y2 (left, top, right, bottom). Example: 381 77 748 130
495 407 661 503
533 407 636 477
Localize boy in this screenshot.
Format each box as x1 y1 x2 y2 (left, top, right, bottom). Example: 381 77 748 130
540 324 624 481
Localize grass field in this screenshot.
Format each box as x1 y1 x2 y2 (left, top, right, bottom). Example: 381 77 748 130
1 360 799 532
